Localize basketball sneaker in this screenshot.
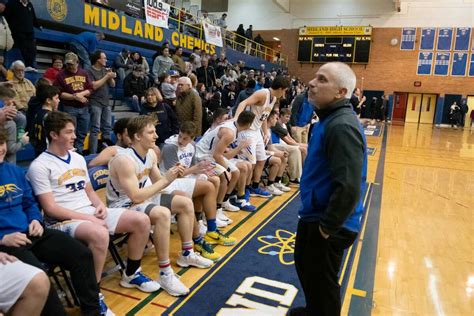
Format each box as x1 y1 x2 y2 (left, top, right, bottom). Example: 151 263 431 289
230 198 257 212
194 240 222 262
217 208 233 224
99 293 116 316
158 273 189 296
222 200 240 212
205 229 236 246
177 251 214 269
120 267 160 292
274 182 291 192
266 184 283 196
249 186 272 198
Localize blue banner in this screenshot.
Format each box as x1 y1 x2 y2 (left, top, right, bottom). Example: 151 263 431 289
400 27 416 50
454 27 471 51
437 28 453 51
451 52 468 76
469 53 474 77
420 28 436 50
434 52 451 76
417 52 433 75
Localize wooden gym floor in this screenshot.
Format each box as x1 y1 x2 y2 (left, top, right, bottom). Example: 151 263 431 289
65 123 473 315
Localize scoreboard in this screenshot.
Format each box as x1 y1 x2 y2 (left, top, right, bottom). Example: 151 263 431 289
297 26 372 64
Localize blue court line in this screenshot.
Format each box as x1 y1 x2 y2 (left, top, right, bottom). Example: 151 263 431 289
348 125 389 315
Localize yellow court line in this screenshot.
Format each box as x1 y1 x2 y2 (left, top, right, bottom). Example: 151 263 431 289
338 183 372 284
169 192 300 316
349 288 367 297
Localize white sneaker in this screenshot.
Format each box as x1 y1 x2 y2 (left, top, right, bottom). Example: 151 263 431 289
217 208 233 224
158 273 189 296
274 182 291 192
216 217 228 228
198 220 207 236
223 200 240 212
177 251 214 269
120 267 160 292
266 184 283 196
99 293 116 316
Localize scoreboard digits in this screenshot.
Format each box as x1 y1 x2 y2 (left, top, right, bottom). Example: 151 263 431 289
297 26 372 64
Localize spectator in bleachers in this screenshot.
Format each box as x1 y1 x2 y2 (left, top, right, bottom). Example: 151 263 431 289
209 53 218 70
9 60 33 131
30 85 59 157
54 52 93 154
69 31 105 69
0 85 29 163
4 0 40 72
215 52 227 78
216 13 227 29
25 78 50 137
244 25 253 55
114 48 133 81
123 64 147 113
43 55 63 84
188 73 198 93
290 89 313 144
176 76 202 135
0 126 104 316
152 47 174 79
222 81 237 110
0 2 13 61
220 67 233 87
199 10 212 24
87 50 117 154
196 57 216 91
171 47 186 74
140 87 179 147
233 79 256 116
254 34 264 57
130 51 150 77
190 47 202 72
159 70 178 106
235 24 246 52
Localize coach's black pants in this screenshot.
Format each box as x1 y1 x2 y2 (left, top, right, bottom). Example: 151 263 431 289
0 228 100 316
294 220 357 316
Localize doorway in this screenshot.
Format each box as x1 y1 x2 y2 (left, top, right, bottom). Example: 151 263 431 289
467 96 474 127
393 92 408 122
405 93 438 124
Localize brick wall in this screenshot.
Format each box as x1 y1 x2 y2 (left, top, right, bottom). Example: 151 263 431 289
257 28 474 96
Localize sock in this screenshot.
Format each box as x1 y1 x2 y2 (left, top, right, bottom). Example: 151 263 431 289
159 259 172 275
125 258 141 277
275 176 282 183
193 235 204 244
224 193 231 202
217 202 223 208
246 185 251 191
230 190 237 196
207 219 217 232
267 180 274 186
237 194 245 200
181 241 194 256
252 182 259 189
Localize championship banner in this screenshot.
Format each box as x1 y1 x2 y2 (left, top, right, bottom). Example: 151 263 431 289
469 53 474 77
434 52 451 76
145 0 170 29
400 27 416 50
454 27 471 51
451 52 468 77
436 28 453 51
202 22 223 47
420 27 436 50
417 52 433 75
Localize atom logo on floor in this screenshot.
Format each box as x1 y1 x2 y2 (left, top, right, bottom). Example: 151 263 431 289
257 229 296 265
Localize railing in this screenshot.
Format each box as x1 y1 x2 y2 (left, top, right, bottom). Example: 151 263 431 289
167 6 287 66
87 0 287 66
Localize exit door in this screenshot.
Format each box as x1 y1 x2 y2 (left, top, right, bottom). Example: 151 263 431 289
405 93 438 124
393 92 408 122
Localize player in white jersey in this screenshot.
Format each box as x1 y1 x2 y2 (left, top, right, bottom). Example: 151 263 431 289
234 76 290 198
107 115 214 297
196 110 257 212
27 112 160 305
